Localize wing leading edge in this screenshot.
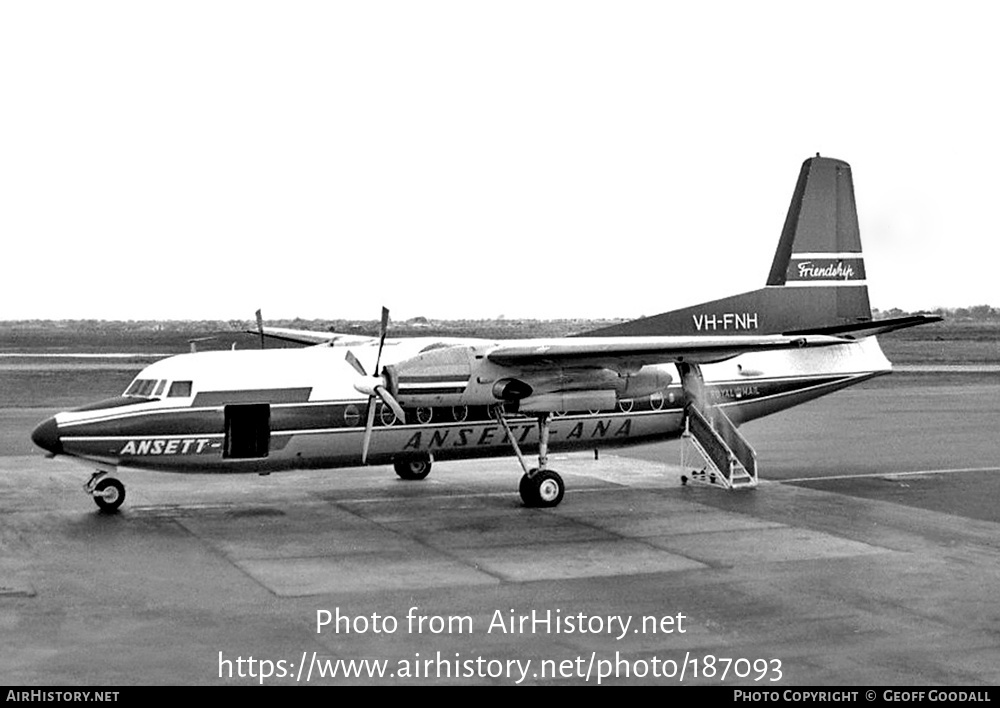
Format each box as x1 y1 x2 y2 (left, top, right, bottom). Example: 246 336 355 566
244 326 378 347
485 334 850 369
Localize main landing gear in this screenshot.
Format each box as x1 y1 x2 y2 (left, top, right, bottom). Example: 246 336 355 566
85 471 126 513
394 457 432 480
495 410 566 508
518 468 565 507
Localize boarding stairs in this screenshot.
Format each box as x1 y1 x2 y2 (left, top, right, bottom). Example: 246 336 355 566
681 403 758 489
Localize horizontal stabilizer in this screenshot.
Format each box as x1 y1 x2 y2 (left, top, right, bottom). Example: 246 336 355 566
784 314 943 339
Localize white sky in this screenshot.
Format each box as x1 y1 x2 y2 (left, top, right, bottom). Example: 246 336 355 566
2 1 998 321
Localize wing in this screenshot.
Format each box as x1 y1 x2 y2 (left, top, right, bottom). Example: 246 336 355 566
245 326 378 347
485 334 850 369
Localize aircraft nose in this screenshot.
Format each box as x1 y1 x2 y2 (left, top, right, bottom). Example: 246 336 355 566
31 416 63 456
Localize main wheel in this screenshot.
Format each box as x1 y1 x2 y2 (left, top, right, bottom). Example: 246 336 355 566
518 469 565 508
93 477 125 513
394 458 431 480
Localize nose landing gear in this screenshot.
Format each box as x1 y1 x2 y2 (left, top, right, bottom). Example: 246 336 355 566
85 471 126 513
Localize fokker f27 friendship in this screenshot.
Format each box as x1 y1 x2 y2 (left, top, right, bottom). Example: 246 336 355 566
32 156 940 511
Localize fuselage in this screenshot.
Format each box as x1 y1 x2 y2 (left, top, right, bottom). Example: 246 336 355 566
32 336 892 474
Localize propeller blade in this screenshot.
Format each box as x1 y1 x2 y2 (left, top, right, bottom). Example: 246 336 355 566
345 350 367 377
374 306 389 372
375 385 406 424
255 309 265 350
359 306 396 464
360 394 377 464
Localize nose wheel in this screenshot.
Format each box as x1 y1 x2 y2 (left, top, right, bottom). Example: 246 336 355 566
85 472 126 513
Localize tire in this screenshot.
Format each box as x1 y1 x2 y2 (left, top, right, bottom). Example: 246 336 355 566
93 477 125 512
519 469 564 508
519 471 537 505
394 458 431 480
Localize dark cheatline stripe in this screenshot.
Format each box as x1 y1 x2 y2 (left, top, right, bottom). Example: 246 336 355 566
71 396 149 412
397 375 469 383
62 409 223 437
57 375 858 444
192 388 313 406
398 387 467 396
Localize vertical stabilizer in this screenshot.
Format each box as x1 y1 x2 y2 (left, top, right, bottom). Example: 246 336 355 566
766 156 867 292
582 156 873 337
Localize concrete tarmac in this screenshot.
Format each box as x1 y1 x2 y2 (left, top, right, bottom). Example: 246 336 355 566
2 380 1000 685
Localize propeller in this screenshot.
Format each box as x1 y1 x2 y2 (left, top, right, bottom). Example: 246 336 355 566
255 309 265 350
346 307 406 463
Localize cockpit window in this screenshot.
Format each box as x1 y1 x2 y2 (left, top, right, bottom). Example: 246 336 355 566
125 379 158 397
167 381 193 398
153 380 167 397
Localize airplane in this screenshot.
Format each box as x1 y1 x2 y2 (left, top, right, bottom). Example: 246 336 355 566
31 155 941 512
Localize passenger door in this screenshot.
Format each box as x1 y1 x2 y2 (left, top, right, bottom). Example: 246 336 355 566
223 403 270 459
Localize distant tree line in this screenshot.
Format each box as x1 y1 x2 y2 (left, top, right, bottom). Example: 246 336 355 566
874 306 1000 321
5 307 1000 331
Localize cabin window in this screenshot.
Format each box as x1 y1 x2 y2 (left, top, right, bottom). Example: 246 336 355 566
224 404 270 459
380 404 397 427
168 381 193 398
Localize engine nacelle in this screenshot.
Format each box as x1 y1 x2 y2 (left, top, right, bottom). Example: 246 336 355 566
519 390 617 414
492 378 533 401
386 344 474 406
388 347 674 409
510 366 673 401
615 367 673 399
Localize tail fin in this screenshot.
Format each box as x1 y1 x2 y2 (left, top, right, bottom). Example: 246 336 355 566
766 156 866 290
584 156 875 337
